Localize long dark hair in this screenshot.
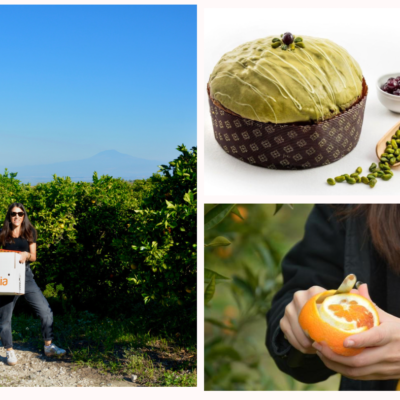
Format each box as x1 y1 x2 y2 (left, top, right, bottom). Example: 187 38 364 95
0 202 36 246
336 204 400 272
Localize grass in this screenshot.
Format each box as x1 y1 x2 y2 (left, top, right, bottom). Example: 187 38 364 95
10 310 197 387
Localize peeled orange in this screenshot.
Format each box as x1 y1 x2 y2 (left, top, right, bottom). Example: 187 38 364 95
299 289 379 356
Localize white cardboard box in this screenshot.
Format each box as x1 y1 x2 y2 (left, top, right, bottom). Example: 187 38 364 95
0 252 26 295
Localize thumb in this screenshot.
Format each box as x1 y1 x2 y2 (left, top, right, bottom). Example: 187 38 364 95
357 283 391 322
357 283 373 302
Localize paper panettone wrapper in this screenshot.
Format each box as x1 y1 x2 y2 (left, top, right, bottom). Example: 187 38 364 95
208 79 368 170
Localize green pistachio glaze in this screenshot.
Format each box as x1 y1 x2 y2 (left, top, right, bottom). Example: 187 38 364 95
209 35 363 124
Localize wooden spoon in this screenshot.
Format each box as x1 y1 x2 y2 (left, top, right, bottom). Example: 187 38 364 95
376 120 400 167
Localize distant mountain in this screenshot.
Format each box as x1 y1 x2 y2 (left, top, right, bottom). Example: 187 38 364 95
6 150 167 185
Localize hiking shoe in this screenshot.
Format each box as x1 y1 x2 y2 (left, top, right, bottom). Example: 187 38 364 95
6 350 17 366
44 343 66 357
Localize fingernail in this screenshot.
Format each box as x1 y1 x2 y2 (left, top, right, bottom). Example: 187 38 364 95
344 340 355 348
355 281 364 289
312 342 322 351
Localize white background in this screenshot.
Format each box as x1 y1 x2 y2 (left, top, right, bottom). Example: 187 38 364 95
204 7 400 197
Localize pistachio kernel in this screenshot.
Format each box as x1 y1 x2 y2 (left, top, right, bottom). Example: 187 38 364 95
295 42 305 48
345 176 356 185
272 38 281 43
361 177 369 184
369 163 377 172
272 41 281 49
327 178 336 186
294 37 303 43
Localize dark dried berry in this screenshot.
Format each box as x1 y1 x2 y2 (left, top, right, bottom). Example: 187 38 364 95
387 78 398 91
282 32 294 45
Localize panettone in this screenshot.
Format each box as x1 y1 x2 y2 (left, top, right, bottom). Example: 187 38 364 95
208 33 368 169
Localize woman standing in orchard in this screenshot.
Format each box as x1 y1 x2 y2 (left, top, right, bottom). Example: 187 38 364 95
0 202 66 366
267 204 400 390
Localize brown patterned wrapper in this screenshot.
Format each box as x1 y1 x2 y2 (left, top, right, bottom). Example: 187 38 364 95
208 79 368 170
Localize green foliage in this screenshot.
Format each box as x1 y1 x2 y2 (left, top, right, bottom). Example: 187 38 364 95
204 204 339 390
117 145 197 333
204 205 238 305
161 370 197 387
0 145 196 336
0 173 149 316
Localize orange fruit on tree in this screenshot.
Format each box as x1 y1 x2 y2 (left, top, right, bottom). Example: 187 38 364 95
299 278 379 357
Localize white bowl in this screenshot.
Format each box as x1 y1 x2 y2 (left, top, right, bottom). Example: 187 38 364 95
376 73 400 113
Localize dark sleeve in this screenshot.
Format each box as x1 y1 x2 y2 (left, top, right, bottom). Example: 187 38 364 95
31 228 37 244
266 204 346 384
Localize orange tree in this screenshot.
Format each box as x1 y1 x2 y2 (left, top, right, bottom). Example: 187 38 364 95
0 172 149 314
116 145 197 335
0 146 196 336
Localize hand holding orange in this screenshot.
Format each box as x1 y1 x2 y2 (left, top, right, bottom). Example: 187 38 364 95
279 285 327 355
312 284 400 382
299 274 379 356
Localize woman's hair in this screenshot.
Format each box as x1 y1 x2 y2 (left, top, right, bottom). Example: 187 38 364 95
336 205 400 273
0 202 36 246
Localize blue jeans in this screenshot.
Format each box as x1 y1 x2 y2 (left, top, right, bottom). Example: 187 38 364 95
0 266 53 349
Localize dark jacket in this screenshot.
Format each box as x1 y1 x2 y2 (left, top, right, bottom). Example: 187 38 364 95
266 204 400 391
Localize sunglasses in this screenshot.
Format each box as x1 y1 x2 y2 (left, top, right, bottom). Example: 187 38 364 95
10 212 24 217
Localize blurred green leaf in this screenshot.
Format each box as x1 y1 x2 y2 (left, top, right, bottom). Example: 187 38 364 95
229 372 249 384
274 204 284 215
205 318 237 331
255 242 275 274
232 276 254 298
207 345 241 361
204 268 229 283
243 264 258 290
231 206 243 220
205 204 236 230
274 204 294 216
205 275 216 304
205 236 231 247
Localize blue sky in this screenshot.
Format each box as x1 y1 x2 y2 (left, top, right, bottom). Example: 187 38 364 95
0 5 197 168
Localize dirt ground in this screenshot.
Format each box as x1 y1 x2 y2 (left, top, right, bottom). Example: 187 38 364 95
0 342 139 387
